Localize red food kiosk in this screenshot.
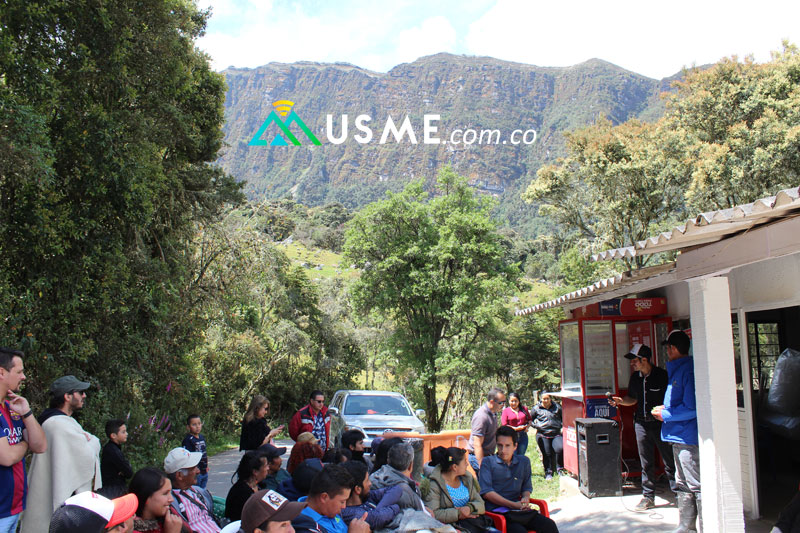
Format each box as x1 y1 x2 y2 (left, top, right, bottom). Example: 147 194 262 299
556 297 672 478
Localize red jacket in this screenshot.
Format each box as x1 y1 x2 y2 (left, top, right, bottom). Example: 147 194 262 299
289 404 331 448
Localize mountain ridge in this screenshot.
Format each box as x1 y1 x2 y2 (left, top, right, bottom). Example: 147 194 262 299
216 53 683 236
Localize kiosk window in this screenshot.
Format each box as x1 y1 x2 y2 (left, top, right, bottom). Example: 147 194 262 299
615 323 630 389
583 321 615 395
561 322 581 392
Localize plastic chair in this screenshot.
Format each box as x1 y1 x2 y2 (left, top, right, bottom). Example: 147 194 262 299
485 499 550 533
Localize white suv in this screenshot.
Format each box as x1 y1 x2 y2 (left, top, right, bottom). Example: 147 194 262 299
329 390 426 449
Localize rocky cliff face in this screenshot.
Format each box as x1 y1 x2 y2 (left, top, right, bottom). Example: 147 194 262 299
217 53 672 231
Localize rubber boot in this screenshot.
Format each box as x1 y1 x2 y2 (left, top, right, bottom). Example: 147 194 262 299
670 492 698 533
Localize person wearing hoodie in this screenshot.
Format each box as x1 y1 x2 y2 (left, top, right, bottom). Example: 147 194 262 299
369 442 424 511
424 446 496 533
341 460 402 530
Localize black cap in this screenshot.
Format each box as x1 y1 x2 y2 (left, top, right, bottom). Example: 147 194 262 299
624 344 652 360
662 330 691 354
50 375 91 396
258 443 287 460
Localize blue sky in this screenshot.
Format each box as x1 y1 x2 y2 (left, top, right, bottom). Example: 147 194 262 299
197 0 800 79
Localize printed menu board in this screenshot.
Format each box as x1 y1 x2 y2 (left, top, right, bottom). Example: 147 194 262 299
582 321 615 394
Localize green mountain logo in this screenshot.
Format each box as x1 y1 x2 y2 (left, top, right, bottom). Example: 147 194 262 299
248 100 321 146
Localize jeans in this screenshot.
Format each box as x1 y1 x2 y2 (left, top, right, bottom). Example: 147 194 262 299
196 472 208 489
535 434 563 476
503 509 559 533
672 443 700 497
514 431 529 456
634 420 676 499
0 513 20 533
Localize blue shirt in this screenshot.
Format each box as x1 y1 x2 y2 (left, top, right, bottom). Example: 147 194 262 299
298 499 347 533
446 481 470 507
478 454 532 511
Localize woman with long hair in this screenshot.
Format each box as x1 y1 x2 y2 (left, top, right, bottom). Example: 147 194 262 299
531 392 563 480
129 467 191 533
225 450 270 521
240 395 283 451
501 392 532 456
424 446 494 533
286 441 324 474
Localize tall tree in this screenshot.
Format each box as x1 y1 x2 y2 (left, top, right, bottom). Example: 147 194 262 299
666 42 800 210
343 167 520 432
523 118 688 269
0 0 242 419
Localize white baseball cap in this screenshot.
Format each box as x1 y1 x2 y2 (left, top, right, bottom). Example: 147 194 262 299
164 447 203 474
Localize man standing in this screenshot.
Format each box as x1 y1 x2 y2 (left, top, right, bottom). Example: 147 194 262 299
22 375 101 533
478 426 558 533
291 464 369 533
289 390 331 450
609 343 676 511
0 348 47 533
652 330 698 533
467 387 505 474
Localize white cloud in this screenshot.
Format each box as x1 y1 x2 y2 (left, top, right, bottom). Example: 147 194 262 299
463 0 800 78
392 16 459 66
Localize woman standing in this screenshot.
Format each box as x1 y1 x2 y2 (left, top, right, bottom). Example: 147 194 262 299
501 392 531 456
425 446 494 533
530 392 563 480
240 395 283 451
225 450 270 521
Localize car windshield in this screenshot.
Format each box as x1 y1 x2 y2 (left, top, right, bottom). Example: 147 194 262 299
343 395 412 416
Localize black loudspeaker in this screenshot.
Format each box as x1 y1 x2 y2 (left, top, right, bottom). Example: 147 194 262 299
576 417 622 498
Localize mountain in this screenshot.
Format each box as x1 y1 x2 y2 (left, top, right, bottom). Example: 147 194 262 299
217 53 678 236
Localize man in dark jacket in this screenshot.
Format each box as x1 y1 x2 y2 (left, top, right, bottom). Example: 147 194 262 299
291 465 369 533
341 460 402 530
609 343 676 510
289 391 331 450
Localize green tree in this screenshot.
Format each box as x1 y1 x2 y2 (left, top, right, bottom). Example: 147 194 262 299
523 118 687 270
666 43 800 210
343 167 520 432
0 0 242 431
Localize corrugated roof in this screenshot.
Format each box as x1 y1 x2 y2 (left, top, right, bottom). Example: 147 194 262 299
516 262 676 315
592 187 800 261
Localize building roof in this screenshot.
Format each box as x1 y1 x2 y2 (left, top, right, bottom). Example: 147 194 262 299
516 185 800 316
516 262 676 315
592 187 800 261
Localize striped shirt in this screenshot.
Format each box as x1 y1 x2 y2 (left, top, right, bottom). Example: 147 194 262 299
0 401 26 518
173 488 220 533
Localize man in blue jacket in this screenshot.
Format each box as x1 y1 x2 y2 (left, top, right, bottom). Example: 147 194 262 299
652 330 698 533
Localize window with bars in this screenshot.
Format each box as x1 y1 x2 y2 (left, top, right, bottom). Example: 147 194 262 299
748 322 781 390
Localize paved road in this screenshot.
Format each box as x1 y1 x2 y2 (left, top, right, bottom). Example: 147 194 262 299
206 439 294 499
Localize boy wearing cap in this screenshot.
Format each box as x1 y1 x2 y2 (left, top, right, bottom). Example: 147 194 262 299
239 489 305 533
0 348 47 533
652 330 699 533
49 491 138 533
608 343 675 511
164 447 220 533
23 375 102 533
